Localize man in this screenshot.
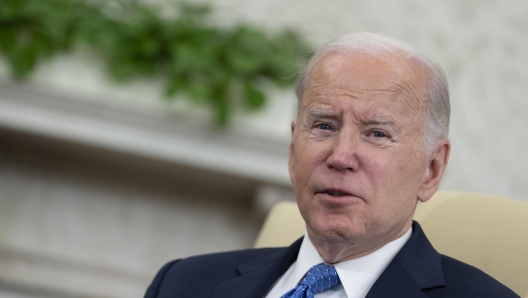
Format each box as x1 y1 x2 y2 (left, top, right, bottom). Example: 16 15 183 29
145 33 519 298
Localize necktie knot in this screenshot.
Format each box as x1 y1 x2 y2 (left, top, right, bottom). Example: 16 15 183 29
281 263 341 298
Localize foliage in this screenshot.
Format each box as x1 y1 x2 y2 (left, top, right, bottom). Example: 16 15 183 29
0 0 312 124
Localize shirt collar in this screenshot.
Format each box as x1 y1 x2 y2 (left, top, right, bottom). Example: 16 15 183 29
293 227 412 297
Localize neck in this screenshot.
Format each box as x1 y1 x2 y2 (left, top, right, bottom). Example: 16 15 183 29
307 222 412 264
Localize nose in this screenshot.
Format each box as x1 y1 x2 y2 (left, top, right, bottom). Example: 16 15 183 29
326 129 359 172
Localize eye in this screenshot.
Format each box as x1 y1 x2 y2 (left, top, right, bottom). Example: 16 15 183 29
370 130 388 138
316 123 333 130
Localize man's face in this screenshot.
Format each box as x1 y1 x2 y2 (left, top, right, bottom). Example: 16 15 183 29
289 52 435 258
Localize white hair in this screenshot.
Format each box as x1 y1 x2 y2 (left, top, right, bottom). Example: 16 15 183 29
296 32 450 152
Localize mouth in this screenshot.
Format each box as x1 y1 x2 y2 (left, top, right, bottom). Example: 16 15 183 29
316 188 363 206
325 190 349 197
318 188 355 198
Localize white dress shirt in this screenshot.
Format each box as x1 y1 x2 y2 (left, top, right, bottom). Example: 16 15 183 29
265 227 412 298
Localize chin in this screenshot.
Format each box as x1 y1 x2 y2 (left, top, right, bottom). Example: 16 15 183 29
308 217 367 243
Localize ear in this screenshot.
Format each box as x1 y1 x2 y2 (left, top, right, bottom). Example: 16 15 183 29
417 139 450 202
288 120 297 184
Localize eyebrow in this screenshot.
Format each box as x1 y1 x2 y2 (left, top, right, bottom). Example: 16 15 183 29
308 108 334 118
365 117 397 126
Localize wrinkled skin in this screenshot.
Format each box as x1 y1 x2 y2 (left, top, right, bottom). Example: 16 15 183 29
289 52 450 263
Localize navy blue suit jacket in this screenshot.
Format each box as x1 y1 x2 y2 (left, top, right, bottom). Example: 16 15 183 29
145 222 519 298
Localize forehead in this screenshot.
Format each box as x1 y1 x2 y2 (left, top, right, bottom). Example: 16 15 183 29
303 52 429 115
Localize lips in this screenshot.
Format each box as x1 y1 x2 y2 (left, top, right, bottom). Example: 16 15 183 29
319 188 355 198
325 190 349 197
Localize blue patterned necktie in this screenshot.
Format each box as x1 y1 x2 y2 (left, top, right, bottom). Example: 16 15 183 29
281 263 342 298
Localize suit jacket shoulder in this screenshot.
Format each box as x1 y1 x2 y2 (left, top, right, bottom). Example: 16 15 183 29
145 239 302 298
424 254 520 298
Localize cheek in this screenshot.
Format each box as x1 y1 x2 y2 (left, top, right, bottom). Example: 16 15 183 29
291 145 310 188
360 150 393 185
360 148 422 200
382 149 427 201
292 143 328 195
397 149 427 182
294 140 325 169
293 152 314 188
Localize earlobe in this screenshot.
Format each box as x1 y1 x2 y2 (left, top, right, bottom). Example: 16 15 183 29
417 140 451 202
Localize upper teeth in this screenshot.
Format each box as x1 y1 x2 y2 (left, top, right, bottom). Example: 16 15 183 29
328 190 346 196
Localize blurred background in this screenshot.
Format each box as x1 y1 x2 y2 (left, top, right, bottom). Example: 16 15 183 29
0 0 527 297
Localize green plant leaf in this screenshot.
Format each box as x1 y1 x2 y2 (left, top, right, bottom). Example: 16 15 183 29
0 0 313 126
244 82 265 109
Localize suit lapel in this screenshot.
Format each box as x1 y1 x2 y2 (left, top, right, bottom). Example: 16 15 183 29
366 222 446 298
365 259 429 298
212 237 303 298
